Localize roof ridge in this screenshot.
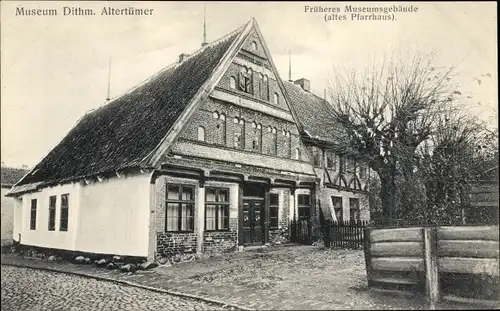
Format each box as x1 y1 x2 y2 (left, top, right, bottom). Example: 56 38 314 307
284 80 330 105
88 23 248 115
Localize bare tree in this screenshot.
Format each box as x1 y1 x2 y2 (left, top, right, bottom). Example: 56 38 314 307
327 52 459 220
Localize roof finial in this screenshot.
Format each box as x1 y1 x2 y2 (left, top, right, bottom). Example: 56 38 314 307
288 50 292 82
106 56 111 101
202 4 207 47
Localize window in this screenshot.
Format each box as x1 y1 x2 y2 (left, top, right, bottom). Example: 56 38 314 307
313 147 322 167
273 92 279 105
197 126 205 142
326 153 337 170
234 118 244 149
268 127 277 155
270 193 279 228
294 148 300 160
251 41 258 51
349 198 360 222
205 187 230 231
262 75 269 100
60 194 69 231
359 163 367 179
213 111 219 119
347 158 356 173
297 194 311 221
166 185 194 232
229 76 236 89
252 122 262 152
238 67 253 94
339 156 346 173
332 196 343 221
30 199 37 230
48 196 56 231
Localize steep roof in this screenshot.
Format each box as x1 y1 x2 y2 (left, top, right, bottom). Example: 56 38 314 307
17 25 244 187
1 167 29 188
283 81 342 145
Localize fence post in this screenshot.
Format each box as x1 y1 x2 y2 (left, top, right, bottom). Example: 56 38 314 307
363 226 373 287
422 227 439 309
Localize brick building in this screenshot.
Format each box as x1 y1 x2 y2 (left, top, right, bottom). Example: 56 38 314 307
7 19 369 260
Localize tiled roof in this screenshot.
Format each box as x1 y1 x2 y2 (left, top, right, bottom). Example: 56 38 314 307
17 26 243 186
284 81 343 144
1 167 29 188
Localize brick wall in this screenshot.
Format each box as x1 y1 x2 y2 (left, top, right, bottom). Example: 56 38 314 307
203 219 238 253
180 97 310 162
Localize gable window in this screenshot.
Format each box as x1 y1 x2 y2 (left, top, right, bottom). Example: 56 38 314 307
60 194 69 232
262 75 269 100
294 148 300 160
229 76 236 89
349 198 360 222
166 184 194 232
30 199 37 230
238 67 253 94
268 126 277 155
48 195 56 231
273 92 279 105
251 122 262 152
197 126 205 142
270 193 279 228
216 113 227 145
205 187 230 231
234 118 245 149
297 194 311 221
213 111 219 119
251 41 258 51
332 196 343 221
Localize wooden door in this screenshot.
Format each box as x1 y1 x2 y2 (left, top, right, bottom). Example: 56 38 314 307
242 198 264 245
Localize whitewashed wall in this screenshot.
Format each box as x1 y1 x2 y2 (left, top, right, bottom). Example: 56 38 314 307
15 172 151 257
18 182 81 250
76 173 151 257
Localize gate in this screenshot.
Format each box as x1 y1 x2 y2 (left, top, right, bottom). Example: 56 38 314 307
322 219 367 249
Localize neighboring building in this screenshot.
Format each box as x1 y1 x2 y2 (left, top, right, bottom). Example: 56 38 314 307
1 165 29 246
7 19 369 260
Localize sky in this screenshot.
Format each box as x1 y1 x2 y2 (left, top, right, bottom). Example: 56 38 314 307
1 1 497 168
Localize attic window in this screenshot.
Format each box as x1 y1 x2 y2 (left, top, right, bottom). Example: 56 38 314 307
295 148 300 160
213 111 219 119
273 93 279 105
251 41 258 51
197 126 205 142
234 117 239 124
219 113 226 121
229 76 236 89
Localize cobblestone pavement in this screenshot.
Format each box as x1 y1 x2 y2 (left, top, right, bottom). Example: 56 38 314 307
1 265 226 311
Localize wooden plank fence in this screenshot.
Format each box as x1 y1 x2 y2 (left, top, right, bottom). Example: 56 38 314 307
323 220 367 249
364 225 500 308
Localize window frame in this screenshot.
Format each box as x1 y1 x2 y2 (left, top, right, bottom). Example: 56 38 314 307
297 194 311 221
332 196 343 221
165 184 195 233
48 195 56 231
60 194 69 232
269 193 279 229
233 118 245 149
205 187 230 232
349 198 361 222
197 126 205 142
30 199 37 230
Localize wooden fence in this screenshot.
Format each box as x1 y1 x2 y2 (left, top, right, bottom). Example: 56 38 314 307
364 225 499 307
323 220 367 249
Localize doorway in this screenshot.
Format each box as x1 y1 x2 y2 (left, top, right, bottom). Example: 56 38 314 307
242 183 266 245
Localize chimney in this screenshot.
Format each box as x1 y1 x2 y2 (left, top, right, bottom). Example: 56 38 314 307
178 53 190 63
294 78 310 92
